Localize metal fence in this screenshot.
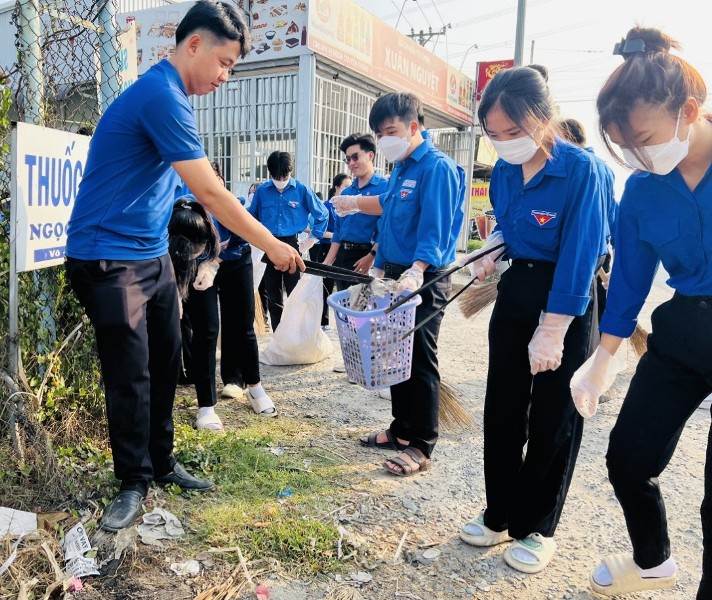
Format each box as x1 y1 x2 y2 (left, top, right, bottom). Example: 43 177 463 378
0 0 125 454
193 70 299 198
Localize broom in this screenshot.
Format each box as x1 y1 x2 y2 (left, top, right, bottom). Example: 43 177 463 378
439 380 475 431
458 278 500 319
253 290 267 336
597 267 648 357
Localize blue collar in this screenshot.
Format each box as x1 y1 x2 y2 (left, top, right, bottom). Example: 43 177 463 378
401 139 429 165
353 171 385 190
159 59 188 96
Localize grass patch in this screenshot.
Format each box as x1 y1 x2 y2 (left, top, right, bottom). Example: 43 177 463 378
167 421 348 574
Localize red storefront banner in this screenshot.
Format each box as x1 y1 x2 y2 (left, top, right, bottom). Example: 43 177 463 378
475 59 515 101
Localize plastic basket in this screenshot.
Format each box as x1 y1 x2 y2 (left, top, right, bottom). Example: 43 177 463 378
327 289 422 390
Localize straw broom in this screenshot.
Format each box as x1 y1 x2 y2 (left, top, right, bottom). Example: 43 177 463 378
458 279 500 319
253 291 267 336
597 267 648 357
439 380 475 431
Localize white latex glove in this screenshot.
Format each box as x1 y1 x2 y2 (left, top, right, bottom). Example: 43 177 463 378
396 263 424 294
332 195 362 217
456 231 504 281
193 260 219 291
369 267 385 279
298 236 318 254
570 346 622 418
528 312 575 375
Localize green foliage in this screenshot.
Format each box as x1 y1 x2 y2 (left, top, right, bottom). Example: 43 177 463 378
467 238 486 253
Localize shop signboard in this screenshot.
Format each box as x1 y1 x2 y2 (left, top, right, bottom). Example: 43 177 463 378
119 1 310 75
308 0 475 124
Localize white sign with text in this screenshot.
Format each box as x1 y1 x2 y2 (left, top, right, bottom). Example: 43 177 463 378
10 122 91 272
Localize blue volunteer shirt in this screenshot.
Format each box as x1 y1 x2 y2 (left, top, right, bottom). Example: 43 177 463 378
214 196 250 262
601 163 712 337
585 147 618 247
308 199 336 245
248 178 328 239
490 139 607 316
333 172 387 244
374 139 465 271
67 60 205 260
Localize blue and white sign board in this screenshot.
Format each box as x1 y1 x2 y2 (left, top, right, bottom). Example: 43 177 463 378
10 122 90 272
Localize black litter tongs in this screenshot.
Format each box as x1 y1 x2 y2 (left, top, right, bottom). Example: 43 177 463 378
302 260 374 285
384 242 507 315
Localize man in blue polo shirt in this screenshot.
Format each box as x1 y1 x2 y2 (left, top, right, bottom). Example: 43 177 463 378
248 151 327 331
332 92 465 477
65 1 302 532
323 133 386 288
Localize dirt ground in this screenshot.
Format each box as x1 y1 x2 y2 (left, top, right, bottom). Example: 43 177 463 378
244 269 706 600
84 269 706 600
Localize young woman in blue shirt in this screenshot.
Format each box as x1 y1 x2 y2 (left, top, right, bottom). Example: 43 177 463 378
458 66 607 574
571 27 712 598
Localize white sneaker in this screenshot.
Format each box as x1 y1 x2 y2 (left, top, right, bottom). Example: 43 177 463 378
221 383 245 399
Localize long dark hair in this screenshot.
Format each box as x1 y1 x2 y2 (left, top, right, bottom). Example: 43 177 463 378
168 198 220 300
597 26 707 169
328 173 351 199
478 66 559 156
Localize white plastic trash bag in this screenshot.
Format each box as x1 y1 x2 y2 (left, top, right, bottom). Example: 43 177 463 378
261 274 332 365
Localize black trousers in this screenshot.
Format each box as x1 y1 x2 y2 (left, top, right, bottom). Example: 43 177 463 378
483 260 593 539
263 235 300 331
334 246 371 292
182 251 260 407
384 263 451 458
66 256 179 494
309 243 333 326
605 293 712 598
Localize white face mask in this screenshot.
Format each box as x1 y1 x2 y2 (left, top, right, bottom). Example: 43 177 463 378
378 135 410 162
621 110 690 175
272 178 289 190
489 135 540 165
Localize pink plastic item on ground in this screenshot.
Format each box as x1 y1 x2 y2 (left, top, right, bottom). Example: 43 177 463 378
254 585 270 599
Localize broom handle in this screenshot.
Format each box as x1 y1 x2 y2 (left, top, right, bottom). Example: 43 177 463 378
384 242 507 314
399 249 507 340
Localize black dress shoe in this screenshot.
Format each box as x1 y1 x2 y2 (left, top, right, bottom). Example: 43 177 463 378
154 463 214 492
100 490 145 532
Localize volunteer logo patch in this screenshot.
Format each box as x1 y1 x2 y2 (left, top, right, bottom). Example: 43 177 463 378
531 210 557 225
400 188 413 198
403 179 417 189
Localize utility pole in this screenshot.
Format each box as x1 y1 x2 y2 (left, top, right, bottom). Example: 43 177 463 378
513 0 527 66
407 24 451 47
530 39 535 64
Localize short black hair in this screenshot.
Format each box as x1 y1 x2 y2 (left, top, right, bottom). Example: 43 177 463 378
559 118 587 146
339 133 376 154
369 92 421 133
266 151 294 179
176 0 252 57
77 125 94 136
529 63 549 82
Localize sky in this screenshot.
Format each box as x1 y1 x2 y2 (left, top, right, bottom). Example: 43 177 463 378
357 0 712 197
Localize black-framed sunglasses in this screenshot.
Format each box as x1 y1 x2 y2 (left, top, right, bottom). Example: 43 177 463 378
343 152 362 164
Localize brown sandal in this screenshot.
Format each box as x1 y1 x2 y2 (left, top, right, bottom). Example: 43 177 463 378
359 429 409 451
383 447 431 477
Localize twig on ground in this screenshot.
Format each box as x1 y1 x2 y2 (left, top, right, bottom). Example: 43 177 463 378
309 443 349 462
392 530 408 563
236 546 254 587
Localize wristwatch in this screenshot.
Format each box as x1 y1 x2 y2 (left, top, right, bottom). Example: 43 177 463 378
369 249 377 256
